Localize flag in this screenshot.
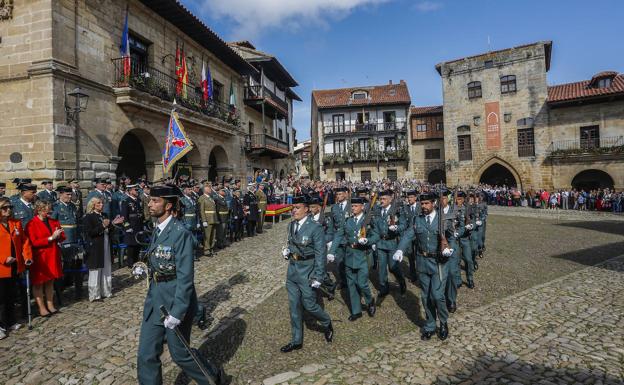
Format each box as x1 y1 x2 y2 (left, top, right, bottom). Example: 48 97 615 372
162 109 194 174
201 60 212 103
119 8 130 79
175 41 182 96
229 77 236 108
179 44 189 99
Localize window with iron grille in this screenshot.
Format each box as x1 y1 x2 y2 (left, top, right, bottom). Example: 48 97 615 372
458 135 472 161
500 75 517 94
517 128 535 157
361 170 371 182
425 149 441 159
387 169 397 181
468 81 482 99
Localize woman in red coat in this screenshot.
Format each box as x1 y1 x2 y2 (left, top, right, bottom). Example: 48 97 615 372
26 200 65 317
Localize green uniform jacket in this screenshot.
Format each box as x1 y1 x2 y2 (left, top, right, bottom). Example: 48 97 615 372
197 194 218 224
287 217 326 281
180 195 198 230
330 215 380 269
37 189 57 203
330 201 351 245
441 205 465 243
143 218 197 324
11 197 34 228
51 201 79 243
371 205 408 251
311 212 334 244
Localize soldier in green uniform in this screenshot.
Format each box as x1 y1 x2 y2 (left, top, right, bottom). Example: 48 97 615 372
214 187 230 249
37 180 57 203
255 183 268 234
476 192 488 256
11 182 36 228
180 184 198 235
328 197 378 321
120 182 143 268
140 184 151 224
198 183 217 256
136 184 223 385
371 190 407 301
440 190 465 313
456 191 476 289
280 195 333 353
69 179 83 219
468 192 481 273
394 192 454 340
51 186 84 298
401 190 420 283
329 186 350 288
308 194 337 297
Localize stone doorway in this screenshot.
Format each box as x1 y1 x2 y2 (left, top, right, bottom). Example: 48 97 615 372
116 129 160 181
479 163 517 187
571 169 614 191
208 145 228 183
427 169 446 184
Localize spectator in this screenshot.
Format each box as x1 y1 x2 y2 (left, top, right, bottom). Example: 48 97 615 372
83 197 122 302
0 197 33 338
26 200 65 317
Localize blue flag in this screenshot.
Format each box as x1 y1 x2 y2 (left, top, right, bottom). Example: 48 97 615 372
162 109 194 174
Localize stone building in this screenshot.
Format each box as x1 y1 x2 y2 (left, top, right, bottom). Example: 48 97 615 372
434 41 623 190
293 139 311 179
409 105 445 183
0 0 298 191
311 81 411 181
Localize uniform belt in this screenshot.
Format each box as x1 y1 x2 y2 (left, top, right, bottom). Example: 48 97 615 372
290 253 314 261
218 211 229 215
204 211 216 213
184 214 196 217
349 243 368 250
61 224 77 228
418 250 439 258
381 234 397 240
151 273 176 282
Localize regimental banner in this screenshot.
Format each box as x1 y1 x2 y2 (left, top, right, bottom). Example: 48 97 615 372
485 101 501 149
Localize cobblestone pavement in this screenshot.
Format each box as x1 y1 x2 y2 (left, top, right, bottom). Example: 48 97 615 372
262 255 624 385
486 205 624 221
0 221 291 385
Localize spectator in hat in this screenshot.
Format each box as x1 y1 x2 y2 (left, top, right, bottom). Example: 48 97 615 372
37 180 57 203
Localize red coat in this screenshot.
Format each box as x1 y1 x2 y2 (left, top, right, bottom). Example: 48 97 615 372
0 219 33 279
26 215 65 285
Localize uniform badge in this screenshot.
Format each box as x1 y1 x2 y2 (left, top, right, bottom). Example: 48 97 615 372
301 235 310 246
162 246 172 260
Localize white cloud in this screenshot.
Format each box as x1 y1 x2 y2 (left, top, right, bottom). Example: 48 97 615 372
413 1 442 12
191 0 390 38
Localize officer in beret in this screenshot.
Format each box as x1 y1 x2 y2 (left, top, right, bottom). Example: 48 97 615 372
120 182 143 267
51 186 83 298
12 183 36 228
401 190 421 283
328 196 378 321
394 192 454 341
329 186 350 288
280 195 333 353
37 180 57 203
137 184 224 385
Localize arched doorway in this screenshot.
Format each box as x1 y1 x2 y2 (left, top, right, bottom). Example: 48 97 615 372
479 163 517 187
279 169 285 179
116 129 160 181
427 169 446 184
207 145 228 183
571 169 614 191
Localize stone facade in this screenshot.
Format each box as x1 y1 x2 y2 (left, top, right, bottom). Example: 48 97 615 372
409 106 446 182
0 0 297 193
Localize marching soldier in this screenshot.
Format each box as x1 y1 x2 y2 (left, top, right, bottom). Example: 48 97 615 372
456 191 476 289
476 192 488 256
394 192 455 340
328 197 378 321
243 184 259 237
401 190 420 283
329 186 350 288
120 182 143 267
468 192 481 273
371 190 406 301
255 183 268 234
198 183 217 256
86 178 112 216
440 190 465 313
308 195 337 297
136 184 224 385
51 186 84 299
280 195 333 353
12 182 36 228
37 180 57 203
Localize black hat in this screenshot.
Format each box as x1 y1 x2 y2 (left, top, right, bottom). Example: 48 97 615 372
55 186 72 193
308 195 322 205
105 178 112 184
41 180 52 185
437 188 450 196
12 178 21 184
93 178 107 184
334 186 348 192
356 187 369 194
292 195 308 205
419 192 436 202
379 189 393 197
351 197 367 204
67 179 78 184
180 183 191 189
406 190 418 197
151 184 183 198
456 191 467 198
0 182 5 188
18 183 37 192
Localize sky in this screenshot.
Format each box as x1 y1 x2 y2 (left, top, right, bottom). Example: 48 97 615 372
182 0 624 141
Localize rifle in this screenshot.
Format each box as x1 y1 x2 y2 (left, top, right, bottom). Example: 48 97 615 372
438 182 449 254
387 182 401 225
319 191 329 226
358 191 378 239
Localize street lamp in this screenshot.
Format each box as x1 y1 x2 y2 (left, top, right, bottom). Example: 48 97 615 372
65 87 90 181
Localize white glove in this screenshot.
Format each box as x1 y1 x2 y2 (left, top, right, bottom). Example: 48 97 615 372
327 254 335 263
442 248 454 257
310 280 321 288
202 222 208 228
453 232 459 238
371 244 376 251
125 228 134 233
476 220 483 226
326 241 332 251
393 249 404 262
358 237 368 245
163 315 181 329
131 265 145 277
196 223 201 229
389 224 398 232
465 224 474 230
282 248 290 259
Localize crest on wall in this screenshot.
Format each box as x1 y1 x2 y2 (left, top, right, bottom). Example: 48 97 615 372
0 0 14 20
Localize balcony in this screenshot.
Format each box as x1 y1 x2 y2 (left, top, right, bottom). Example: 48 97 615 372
244 84 289 119
323 122 408 137
322 147 409 165
547 136 624 161
413 129 444 140
246 133 290 159
112 58 240 131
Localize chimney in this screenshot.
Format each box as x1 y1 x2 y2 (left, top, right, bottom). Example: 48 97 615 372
389 80 393 85
399 79 405 85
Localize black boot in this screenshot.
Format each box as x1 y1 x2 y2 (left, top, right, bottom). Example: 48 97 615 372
438 323 449 340
324 322 334 343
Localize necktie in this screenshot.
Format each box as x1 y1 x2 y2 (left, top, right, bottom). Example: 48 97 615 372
426 215 431 225
382 209 387 217
412 206 415 215
294 222 300 235
154 227 161 240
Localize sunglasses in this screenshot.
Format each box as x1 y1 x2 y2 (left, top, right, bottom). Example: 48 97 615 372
0 205 14 210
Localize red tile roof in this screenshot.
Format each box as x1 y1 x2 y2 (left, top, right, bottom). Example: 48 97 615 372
548 73 624 103
312 82 411 109
410 105 443 116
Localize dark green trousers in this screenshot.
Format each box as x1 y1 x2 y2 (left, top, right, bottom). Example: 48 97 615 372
377 248 403 294
418 261 449 332
346 265 373 315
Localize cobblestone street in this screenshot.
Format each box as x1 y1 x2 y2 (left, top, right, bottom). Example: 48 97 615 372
1 211 623 385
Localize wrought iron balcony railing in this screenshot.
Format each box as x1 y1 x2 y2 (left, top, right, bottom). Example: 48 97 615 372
243 84 289 114
323 122 408 136
547 136 624 157
112 57 240 127
246 133 290 156
322 147 409 164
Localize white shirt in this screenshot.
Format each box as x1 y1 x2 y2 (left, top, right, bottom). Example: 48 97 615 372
426 210 437 224
443 206 450 214
354 213 364 223
313 213 320 222
20 198 32 208
294 216 307 233
381 206 390 217
156 214 173 234
340 201 346 211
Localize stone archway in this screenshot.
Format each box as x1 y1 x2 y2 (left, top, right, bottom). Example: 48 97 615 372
476 157 521 189
116 128 161 181
427 169 446 184
571 169 614 191
207 145 228 183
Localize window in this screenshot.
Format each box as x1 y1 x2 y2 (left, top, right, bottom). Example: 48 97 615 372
516 117 534 128
484 60 494 68
416 123 427 132
517 128 535 157
333 139 346 154
383 111 396 130
436 122 444 131
356 112 370 131
336 171 346 181
500 75 517 94
458 135 472 161
361 170 371 182
358 138 369 155
248 121 254 134
580 126 600 149
387 169 398 181
129 34 149 72
468 81 482 99
332 114 345 133
384 137 396 151
595 78 612 88
213 81 223 103
352 91 367 100
425 149 441 159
